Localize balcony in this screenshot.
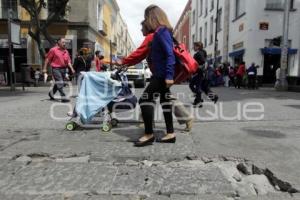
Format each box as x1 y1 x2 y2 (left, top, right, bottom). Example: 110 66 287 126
98 20 107 36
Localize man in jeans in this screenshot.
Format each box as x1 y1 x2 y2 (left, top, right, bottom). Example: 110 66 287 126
43 38 75 102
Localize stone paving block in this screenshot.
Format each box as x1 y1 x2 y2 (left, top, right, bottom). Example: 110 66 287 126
1 134 195 163
110 166 145 194
160 165 235 196
0 193 62 200
240 193 296 199
171 194 233 200
0 162 117 195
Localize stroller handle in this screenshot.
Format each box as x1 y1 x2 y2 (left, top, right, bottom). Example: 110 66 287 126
116 65 129 73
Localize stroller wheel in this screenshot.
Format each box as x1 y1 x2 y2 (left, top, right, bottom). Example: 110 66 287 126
111 118 119 127
66 121 77 131
102 123 112 132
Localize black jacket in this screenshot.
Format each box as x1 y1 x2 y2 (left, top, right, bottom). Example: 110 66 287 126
73 56 86 73
193 49 207 66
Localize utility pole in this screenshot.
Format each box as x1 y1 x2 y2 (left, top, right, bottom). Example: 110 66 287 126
275 0 290 91
213 0 220 68
8 3 15 91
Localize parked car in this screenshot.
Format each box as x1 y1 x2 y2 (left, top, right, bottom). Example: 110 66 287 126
126 62 148 88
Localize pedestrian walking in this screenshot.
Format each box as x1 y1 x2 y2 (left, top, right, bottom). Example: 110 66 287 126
73 50 87 84
228 66 235 87
247 62 257 89
190 42 218 106
189 42 206 106
135 5 176 147
236 61 246 89
94 51 104 72
222 63 230 87
85 52 94 72
114 19 193 132
34 68 41 86
43 38 75 102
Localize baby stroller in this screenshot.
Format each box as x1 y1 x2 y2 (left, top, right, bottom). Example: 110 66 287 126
65 68 137 132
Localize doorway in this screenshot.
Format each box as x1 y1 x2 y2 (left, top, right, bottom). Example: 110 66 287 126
263 54 281 84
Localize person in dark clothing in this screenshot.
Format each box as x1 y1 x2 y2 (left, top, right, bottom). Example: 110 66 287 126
135 5 176 147
247 62 257 89
85 53 94 72
228 66 235 87
73 50 87 84
190 42 218 106
190 42 206 106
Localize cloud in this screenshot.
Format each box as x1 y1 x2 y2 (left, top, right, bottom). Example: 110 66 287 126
116 0 188 46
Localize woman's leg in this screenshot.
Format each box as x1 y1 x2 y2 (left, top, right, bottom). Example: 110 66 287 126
139 79 160 134
160 86 174 134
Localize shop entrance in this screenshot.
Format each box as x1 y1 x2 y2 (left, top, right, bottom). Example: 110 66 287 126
263 54 281 84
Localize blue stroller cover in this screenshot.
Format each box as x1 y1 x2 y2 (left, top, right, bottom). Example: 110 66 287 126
75 72 122 124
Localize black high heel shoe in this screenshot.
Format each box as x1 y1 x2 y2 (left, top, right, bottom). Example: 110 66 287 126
134 136 155 147
158 137 176 143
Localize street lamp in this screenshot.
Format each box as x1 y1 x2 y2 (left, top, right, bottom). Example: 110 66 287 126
275 0 290 91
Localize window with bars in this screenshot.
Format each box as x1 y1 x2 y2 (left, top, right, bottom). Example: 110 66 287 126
265 0 294 10
192 10 196 24
47 0 66 17
235 0 245 18
1 0 18 19
48 0 56 13
199 27 203 44
205 0 208 17
204 22 207 47
199 0 203 16
217 9 222 32
210 16 213 45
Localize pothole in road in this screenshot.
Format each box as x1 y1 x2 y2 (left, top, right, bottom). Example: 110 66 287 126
243 128 286 139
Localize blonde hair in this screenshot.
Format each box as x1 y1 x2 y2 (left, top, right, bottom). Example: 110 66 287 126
144 5 173 33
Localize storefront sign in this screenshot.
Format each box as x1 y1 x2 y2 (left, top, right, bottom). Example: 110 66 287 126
259 22 269 30
10 21 21 45
233 42 244 50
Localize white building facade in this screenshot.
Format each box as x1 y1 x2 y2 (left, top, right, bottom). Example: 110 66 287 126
191 0 300 85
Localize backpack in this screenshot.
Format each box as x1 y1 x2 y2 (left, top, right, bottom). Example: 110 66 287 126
173 37 199 83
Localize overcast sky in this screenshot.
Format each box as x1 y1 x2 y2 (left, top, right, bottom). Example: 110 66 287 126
116 0 188 47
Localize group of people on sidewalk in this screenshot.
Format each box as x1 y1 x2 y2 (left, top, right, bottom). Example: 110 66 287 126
42 5 219 147
200 61 259 90
229 62 259 89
